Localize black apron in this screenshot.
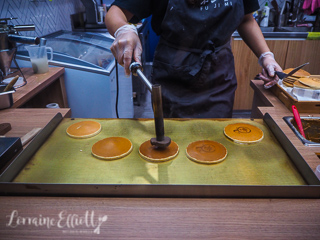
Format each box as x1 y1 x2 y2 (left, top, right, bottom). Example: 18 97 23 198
152 0 245 118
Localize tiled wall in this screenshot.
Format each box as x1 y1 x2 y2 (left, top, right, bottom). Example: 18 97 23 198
0 0 292 39
0 0 84 37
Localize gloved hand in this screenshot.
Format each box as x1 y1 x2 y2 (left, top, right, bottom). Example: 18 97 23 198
110 24 142 76
258 52 283 89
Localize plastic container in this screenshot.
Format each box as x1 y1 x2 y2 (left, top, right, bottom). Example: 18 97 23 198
25 45 53 74
260 2 270 27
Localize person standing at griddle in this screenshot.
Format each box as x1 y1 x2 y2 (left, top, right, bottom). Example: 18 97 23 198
105 0 282 118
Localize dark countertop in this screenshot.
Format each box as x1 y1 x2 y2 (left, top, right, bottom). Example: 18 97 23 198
232 30 309 39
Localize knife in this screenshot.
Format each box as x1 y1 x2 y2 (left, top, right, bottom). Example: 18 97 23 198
275 62 309 79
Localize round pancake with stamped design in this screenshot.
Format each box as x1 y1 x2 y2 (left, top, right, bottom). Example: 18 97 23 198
186 140 227 164
92 137 133 160
66 120 101 139
224 123 264 143
139 140 179 162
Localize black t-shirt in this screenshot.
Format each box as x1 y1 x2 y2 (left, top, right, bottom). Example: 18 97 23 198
112 0 260 35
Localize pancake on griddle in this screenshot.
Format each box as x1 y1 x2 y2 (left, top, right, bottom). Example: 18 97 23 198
92 137 133 160
186 140 227 164
224 123 264 144
66 120 101 139
139 140 179 162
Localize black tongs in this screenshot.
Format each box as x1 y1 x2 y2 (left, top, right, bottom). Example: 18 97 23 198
275 62 309 79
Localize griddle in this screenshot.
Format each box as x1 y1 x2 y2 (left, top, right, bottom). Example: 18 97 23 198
0 113 319 198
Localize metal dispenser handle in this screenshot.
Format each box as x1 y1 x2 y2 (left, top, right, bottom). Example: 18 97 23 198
130 62 171 148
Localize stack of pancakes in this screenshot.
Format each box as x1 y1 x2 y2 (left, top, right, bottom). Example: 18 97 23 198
282 68 320 89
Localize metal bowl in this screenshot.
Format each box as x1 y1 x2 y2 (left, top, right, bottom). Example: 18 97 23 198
283 116 320 147
0 85 15 109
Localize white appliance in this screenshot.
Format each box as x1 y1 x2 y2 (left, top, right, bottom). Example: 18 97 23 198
15 30 133 119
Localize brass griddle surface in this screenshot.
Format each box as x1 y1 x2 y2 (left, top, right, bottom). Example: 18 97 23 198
13 119 305 186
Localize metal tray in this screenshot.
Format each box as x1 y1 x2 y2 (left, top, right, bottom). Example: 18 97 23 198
0 85 15 109
283 116 320 147
0 113 319 198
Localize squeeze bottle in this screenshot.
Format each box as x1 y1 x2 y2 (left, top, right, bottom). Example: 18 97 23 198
260 2 270 27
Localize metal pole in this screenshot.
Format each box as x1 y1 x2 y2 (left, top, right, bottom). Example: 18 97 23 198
152 84 164 141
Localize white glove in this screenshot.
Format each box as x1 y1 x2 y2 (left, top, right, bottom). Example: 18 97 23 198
110 24 142 76
258 52 283 89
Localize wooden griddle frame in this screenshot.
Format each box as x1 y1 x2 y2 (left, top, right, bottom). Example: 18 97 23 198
0 113 319 198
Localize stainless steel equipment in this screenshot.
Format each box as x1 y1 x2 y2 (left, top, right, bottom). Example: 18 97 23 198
0 17 40 86
130 62 171 148
79 0 105 29
15 30 133 118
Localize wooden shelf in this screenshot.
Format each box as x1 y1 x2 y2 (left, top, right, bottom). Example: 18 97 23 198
7 67 68 108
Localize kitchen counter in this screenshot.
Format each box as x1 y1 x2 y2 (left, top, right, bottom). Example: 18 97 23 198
0 103 319 238
251 80 320 170
6 67 68 109
233 31 310 39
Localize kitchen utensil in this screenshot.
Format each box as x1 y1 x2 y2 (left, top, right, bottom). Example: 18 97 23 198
3 75 19 92
275 62 309 79
292 105 306 138
130 62 171 148
0 17 39 85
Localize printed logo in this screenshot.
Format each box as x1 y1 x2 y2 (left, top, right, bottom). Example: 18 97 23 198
200 0 233 11
6 210 108 235
196 144 215 153
234 127 251 134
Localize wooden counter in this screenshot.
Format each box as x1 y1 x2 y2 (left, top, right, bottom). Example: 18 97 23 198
8 67 68 108
0 106 319 239
251 80 320 170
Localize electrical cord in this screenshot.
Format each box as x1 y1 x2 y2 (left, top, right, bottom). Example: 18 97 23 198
115 60 120 118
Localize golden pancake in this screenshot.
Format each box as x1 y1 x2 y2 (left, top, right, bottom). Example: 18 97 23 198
92 137 133 160
186 140 227 164
294 81 314 89
139 140 179 162
286 76 300 81
283 68 310 78
282 80 294 87
298 77 320 89
224 123 264 143
66 121 101 139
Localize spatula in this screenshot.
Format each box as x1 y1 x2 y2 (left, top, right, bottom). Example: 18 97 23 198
275 62 309 79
